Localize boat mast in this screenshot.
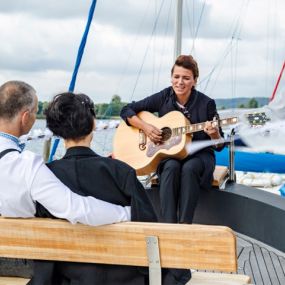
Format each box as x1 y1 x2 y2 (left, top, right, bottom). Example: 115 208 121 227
174 0 183 61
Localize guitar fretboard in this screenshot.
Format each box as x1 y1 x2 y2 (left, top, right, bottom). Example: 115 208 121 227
172 117 238 136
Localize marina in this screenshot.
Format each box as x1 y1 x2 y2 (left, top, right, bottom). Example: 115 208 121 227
19 112 285 285
0 0 285 284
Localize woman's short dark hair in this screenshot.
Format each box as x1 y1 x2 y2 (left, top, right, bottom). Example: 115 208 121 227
171 55 199 79
45 92 96 140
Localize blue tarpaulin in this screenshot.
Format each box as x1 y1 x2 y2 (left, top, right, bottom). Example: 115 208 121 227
216 147 285 173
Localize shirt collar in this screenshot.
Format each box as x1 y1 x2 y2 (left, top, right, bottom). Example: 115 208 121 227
63 146 99 159
0 132 25 151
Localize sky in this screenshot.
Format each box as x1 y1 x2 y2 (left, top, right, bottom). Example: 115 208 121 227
0 0 284 103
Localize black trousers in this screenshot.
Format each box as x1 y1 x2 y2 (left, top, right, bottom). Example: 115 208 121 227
28 261 147 285
158 156 204 224
28 262 190 285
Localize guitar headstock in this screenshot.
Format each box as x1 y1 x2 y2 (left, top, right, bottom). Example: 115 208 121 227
245 112 270 127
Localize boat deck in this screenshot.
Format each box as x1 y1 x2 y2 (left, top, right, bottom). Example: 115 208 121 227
193 233 285 285
0 233 284 284
236 233 285 285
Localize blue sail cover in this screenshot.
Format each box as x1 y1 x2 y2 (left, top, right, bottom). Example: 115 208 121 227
48 0 97 162
216 147 285 173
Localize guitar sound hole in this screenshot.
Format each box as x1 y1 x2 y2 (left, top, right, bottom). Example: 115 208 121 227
161 127 172 142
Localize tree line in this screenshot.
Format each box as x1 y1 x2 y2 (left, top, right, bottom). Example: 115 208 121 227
37 96 261 119
36 95 127 119
238 98 259 109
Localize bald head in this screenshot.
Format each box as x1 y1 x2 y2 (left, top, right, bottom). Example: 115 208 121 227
0 81 36 120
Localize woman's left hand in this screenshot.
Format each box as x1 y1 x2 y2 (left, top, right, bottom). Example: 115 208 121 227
204 120 220 139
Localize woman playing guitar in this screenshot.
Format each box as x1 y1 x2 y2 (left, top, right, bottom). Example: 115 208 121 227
120 55 225 225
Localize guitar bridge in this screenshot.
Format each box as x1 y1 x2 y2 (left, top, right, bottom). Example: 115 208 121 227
139 129 146 150
146 135 182 157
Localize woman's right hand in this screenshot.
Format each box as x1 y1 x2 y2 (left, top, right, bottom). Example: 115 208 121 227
127 115 162 143
143 123 162 143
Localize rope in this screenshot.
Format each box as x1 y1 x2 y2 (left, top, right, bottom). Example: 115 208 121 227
48 0 97 162
199 0 249 95
155 0 173 90
193 1 206 46
130 0 166 101
270 61 285 102
188 0 206 54
112 0 152 97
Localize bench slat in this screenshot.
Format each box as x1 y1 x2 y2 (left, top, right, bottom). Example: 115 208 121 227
189 272 251 284
212 166 228 187
0 273 252 285
0 277 29 285
0 218 237 272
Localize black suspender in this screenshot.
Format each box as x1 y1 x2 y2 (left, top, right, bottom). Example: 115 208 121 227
0 149 20 159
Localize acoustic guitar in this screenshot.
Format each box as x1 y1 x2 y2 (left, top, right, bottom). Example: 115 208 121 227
113 111 238 175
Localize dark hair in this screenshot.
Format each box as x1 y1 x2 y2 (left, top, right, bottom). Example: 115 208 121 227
0 80 36 119
171 55 199 79
45 92 96 140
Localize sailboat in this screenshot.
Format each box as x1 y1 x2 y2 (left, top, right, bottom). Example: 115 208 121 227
16 1 285 284
215 62 285 175
110 1 285 283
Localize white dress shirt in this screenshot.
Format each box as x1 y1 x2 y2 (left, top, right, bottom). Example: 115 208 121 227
0 136 130 226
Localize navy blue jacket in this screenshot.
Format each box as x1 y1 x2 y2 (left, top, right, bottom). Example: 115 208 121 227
120 86 224 190
33 147 158 285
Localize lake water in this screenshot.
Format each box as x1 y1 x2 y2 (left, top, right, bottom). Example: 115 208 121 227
26 119 116 158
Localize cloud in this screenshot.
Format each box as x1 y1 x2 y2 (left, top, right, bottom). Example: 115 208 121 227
0 0 284 103
0 0 89 19
0 14 86 72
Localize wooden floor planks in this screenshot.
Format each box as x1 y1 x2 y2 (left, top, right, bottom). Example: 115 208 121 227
236 234 285 285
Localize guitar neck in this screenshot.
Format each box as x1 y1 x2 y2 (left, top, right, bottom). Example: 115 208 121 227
172 117 238 135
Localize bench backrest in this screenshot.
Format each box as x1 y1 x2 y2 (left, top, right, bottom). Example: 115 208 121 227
0 217 237 272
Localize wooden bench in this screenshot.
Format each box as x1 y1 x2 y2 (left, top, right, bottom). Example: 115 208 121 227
0 217 250 285
150 165 229 189
212 165 229 188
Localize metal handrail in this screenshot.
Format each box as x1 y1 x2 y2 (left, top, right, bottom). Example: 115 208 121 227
228 129 236 182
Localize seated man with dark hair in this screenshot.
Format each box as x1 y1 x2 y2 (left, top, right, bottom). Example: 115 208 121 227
32 92 158 285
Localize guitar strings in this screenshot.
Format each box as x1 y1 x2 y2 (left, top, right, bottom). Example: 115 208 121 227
186 118 285 155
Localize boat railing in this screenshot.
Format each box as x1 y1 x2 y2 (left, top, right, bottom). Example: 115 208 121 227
229 128 236 183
